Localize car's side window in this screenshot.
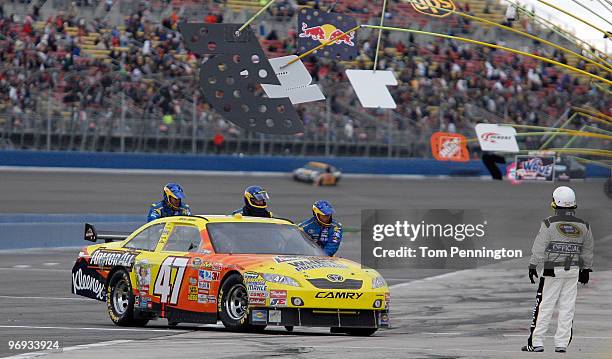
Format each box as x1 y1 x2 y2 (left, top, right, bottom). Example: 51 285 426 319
124 224 165 251
163 225 201 253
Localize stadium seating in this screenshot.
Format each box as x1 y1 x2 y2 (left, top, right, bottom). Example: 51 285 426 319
0 0 609 156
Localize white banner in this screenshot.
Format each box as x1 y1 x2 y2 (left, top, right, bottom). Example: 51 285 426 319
345 70 398 109
475 124 519 152
262 55 325 105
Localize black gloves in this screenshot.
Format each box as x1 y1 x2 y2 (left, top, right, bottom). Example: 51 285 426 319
579 269 592 285
529 265 538 284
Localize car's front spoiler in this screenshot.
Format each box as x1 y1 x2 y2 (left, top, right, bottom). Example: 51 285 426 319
248 307 390 328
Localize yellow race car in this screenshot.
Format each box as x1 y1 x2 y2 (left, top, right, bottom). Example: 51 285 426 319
72 215 389 335
293 162 342 186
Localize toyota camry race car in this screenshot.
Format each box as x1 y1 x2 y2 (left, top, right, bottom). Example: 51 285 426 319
72 215 389 335
293 162 341 186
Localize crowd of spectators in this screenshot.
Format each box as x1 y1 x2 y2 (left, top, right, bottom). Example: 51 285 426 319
0 0 610 155
0 1 207 134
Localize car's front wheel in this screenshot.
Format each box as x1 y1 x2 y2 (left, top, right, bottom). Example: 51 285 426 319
218 273 265 332
106 269 148 327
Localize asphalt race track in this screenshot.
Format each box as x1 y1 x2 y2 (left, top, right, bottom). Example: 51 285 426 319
0 170 610 358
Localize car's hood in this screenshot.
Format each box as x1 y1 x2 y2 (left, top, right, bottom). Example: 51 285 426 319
231 254 380 282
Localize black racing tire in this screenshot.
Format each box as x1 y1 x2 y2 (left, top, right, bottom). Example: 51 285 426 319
218 273 266 332
106 269 149 327
605 176 612 199
345 328 378 336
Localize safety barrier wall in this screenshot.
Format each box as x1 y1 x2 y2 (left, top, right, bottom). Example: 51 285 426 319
0 214 142 250
1 150 608 177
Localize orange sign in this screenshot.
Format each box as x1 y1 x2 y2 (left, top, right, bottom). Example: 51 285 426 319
431 132 469 161
411 0 456 18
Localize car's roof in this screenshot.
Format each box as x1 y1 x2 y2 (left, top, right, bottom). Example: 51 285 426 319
174 215 293 225
306 161 329 168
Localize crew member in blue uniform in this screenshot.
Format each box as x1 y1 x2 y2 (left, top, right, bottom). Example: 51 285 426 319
147 183 192 222
232 185 273 217
299 200 343 256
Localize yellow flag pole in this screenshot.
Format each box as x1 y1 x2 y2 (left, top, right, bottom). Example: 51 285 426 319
540 111 612 150
548 148 612 157
536 0 612 38
505 0 610 66
572 156 612 169
577 112 612 127
501 124 612 141
539 113 577 150
372 0 388 71
591 81 612 96
572 106 612 121
399 0 611 73
466 129 611 143
361 25 612 86
236 0 278 34
583 125 612 136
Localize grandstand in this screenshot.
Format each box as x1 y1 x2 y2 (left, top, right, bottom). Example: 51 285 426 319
0 0 609 156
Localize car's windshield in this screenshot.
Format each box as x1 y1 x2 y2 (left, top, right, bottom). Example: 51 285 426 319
207 222 325 255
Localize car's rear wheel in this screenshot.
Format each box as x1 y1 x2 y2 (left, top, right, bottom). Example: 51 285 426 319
106 269 148 327
218 273 266 332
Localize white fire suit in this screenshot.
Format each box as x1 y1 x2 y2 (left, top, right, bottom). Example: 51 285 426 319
527 211 594 349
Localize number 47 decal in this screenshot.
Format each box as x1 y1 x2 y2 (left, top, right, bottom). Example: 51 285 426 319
153 257 189 305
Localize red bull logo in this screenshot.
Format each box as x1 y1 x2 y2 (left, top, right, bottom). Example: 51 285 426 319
299 23 355 46
411 0 456 17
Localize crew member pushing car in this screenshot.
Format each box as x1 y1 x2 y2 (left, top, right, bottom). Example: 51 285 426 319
147 183 192 222
299 200 343 256
232 185 273 217
522 186 594 353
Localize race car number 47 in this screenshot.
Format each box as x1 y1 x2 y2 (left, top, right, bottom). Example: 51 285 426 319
153 257 189 305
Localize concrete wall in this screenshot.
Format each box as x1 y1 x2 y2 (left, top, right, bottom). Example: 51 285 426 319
0 215 142 250
1 150 609 177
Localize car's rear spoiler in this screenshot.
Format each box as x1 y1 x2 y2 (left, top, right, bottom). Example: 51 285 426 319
84 223 130 243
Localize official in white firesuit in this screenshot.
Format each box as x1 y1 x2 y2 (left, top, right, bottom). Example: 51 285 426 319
522 186 594 353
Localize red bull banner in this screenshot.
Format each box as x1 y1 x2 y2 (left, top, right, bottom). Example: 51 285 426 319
430 132 469 162
297 8 358 61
